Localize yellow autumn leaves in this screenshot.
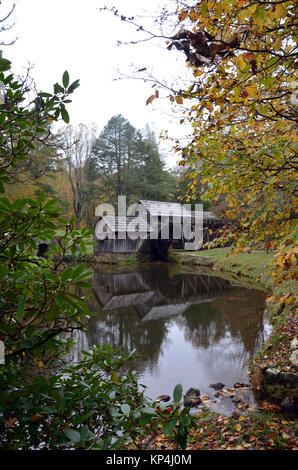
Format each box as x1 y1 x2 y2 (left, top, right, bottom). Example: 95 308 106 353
244 84 258 99
178 8 200 23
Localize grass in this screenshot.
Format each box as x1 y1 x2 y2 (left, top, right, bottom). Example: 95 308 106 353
173 247 274 287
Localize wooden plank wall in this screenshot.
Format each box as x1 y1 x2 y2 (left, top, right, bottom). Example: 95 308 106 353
93 236 150 254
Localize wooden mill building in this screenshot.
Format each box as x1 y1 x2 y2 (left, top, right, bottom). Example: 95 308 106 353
93 199 225 259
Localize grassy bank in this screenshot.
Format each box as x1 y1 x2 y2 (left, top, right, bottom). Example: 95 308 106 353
172 247 273 287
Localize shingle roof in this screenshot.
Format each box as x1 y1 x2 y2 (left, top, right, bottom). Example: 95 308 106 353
141 298 214 321
96 202 223 235
138 199 192 217
139 200 223 223
98 216 152 233
103 291 155 310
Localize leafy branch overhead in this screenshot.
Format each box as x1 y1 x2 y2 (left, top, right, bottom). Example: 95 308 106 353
0 54 97 362
105 0 297 292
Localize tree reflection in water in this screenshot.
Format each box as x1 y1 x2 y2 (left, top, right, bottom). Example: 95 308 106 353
66 265 270 405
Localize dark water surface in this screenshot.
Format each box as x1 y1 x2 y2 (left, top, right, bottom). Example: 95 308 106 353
69 264 271 415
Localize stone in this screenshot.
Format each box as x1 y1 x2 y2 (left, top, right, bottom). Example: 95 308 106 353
209 382 225 390
233 382 250 388
155 395 171 403
280 396 298 412
280 372 298 388
290 350 298 366
232 394 243 404
264 368 280 385
290 338 298 350
184 387 200 398
232 389 251 405
184 396 202 407
184 388 201 407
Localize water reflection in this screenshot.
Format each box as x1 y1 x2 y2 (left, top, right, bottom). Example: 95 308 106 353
67 265 270 413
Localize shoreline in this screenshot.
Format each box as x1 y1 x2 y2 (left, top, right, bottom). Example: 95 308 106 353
88 248 297 403
85 248 297 449
171 248 297 406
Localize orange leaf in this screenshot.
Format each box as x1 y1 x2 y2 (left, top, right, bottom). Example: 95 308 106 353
146 94 156 106
31 414 43 423
165 406 173 414
189 9 200 22
5 418 17 428
178 10 188 21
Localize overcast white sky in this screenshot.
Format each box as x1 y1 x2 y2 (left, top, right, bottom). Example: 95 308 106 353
3 0 193 167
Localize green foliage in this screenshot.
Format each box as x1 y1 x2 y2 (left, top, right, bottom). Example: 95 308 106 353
88 115 176 206
151 383 196 451
0 345 143 449
0 193 94 359
0 346 196 450
0 59 94 363
0 64 79 191
173 168 210 209
134 127 177 202
166 0 298 290
0 54 195 452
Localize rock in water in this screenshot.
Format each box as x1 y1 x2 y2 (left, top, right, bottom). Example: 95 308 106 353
209 382 225 390
232 389 251 405
155 395 171 403
232 393 244 404
233 382 250 388
184 387 200 397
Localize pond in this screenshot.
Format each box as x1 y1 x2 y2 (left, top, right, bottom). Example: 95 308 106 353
68 264 271 415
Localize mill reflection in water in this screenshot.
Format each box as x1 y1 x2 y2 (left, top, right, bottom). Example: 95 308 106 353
71 265 270 411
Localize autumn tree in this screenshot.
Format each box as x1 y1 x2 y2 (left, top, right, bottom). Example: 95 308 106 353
171 164 211 210
167 0 297 287
104 0 297 289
